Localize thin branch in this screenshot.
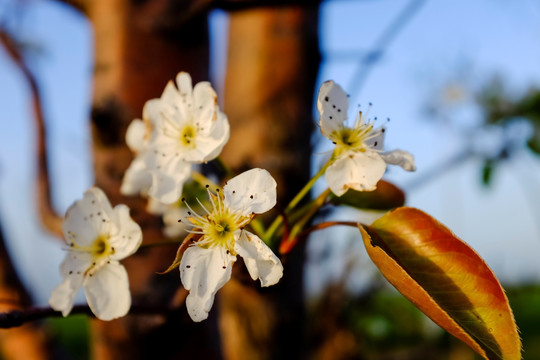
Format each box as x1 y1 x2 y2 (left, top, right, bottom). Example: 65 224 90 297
346 0 426 99
0 31 63 238
0 303 176 329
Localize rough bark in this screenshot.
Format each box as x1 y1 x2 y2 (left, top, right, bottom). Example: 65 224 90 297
219 5 320 359
87 1 220 358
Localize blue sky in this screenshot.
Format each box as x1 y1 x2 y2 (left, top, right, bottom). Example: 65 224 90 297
1 0 540 303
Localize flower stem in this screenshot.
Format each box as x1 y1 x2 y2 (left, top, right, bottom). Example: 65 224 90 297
263 161 331 243
191 171 219 189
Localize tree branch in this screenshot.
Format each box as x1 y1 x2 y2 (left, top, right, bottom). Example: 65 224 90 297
0 303 178 329
0 31 63 238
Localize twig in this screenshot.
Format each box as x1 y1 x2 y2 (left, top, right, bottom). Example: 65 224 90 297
347 0 426 99
0 31 63 238
0 303 176 329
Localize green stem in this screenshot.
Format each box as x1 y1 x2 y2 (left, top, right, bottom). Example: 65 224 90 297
191 171 219 189
263 161 331 243
288 188 331 241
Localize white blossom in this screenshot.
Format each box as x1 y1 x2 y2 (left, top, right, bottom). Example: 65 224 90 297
179 168 283 322
49 187 142 321
121 72 230 204
317 80 416 196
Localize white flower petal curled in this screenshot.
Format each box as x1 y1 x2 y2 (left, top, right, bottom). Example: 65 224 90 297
223 168 277 216
180 246 235 322
49 187 142 321
234 231 283 287
317 80 416 196
179 169 283 322
380 150 416 171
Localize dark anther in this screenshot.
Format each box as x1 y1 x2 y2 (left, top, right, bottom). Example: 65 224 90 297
186 265 191 268
332 104 336 109
178 219 182 223
182 198 186 202
329 116 333 119
222 266 226 269
232 190 236 194
374 141 378 146
69 271 73 274
338 109 341 112
325 96 329 102
206 184 209 188
226 250 230 254
187 211 192 215
332 141 337 144
216 189 220 192
250 195 254 199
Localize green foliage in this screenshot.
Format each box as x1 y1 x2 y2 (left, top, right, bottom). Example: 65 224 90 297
47 315 89 360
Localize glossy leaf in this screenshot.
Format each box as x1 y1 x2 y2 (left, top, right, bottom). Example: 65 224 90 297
330 180 405 210
360 207 521 360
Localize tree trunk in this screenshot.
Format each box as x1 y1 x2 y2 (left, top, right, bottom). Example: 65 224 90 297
219 5 320 359
87 1 221 358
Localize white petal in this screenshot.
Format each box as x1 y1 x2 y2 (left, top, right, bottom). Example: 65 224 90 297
180 246 236 322
144 148 192 204
181 111 230 163
317 80 349 137
364 127 385 150
120 155 151 196
192 81 218 128
108 204 142 261
146 197 168 215
326 152 386 196
161 80 183 107
200 111 230 161
84 261 131 321
223 168 277 216
162 206 188 238
49 252 91 316
63 187 114 247
380 150 416 171
142 98 162 128
234 231 283 287
125 119 146 153
176 72 193 98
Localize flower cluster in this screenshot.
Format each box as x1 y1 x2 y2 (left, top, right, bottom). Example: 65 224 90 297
317 80 416 196
49 75 415 323
121 72 230 205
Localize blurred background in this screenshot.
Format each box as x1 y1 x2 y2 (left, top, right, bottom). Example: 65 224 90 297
1 0 540 359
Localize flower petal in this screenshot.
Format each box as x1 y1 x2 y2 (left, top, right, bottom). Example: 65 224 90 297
326 152 386 196
120 155 151 196
180 246 236 322
200 111 230 161
144 147 192 204
108 204 142 261
317 80 349 137
234 231 283 287
223 168 277 216
364 127 385 150
176 72 193 99
49 252 91 316
193 81 218 129
84 261 131 321
125 119 146 153
380 150 416 171
63 187 115 246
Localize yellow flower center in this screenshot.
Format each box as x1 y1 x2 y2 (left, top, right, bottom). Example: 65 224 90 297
185 191 252 254
180 125 196 148
330 123 374 157
91 235 115 260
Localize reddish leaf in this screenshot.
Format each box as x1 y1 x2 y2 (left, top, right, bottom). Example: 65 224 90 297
330 180 405 210
360 207 521 360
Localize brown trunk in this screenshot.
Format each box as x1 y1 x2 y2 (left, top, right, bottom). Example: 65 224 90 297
219 5 320 359
0 223 50 360
87 1 220 358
